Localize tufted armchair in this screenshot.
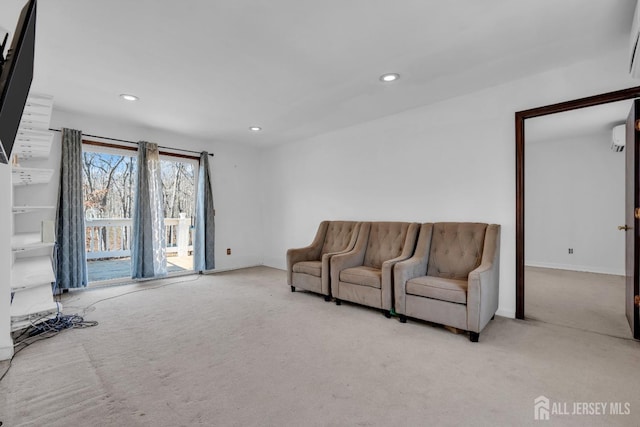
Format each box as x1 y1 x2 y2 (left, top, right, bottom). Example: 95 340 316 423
287 221 361 301
394 222 500 342
330 221 420 316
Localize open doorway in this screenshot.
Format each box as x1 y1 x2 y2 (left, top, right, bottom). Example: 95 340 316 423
524 100 630 337
515 86 640 341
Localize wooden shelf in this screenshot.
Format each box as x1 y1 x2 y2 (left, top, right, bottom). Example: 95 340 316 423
12 167 54 186
11 232 54 253
12 205 56 214
11 256 55 291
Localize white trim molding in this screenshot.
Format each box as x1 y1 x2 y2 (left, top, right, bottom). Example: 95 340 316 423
525 261 624 277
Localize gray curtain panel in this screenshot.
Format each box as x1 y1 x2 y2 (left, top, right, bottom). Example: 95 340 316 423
194 151 215 271
55 128 88 289
131 141 167 278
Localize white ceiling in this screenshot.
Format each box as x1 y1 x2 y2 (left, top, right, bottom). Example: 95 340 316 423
0 0 636 146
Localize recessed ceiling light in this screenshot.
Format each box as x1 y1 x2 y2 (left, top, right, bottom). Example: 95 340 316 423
249 126 262 132
379 73 400 82
120 94 139 101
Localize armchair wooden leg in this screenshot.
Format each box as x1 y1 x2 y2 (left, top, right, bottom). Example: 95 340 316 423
469 332 479 342
324 295 331 302
290 286 295 292
399 315 407 323
335 299 342 306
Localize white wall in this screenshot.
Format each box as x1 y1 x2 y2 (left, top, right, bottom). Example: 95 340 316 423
49 109 265 270
259 47 637 319
525 132 625 275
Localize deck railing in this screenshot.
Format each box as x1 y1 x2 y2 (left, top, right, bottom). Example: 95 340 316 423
85 214 193 260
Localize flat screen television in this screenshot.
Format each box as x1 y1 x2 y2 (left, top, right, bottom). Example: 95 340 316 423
0 0 37 164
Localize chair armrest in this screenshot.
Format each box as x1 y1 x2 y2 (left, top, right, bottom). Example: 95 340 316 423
286 221 329 285
320 222 362 295
321 246 358 295
394 258 427 285
381 222 421 274
380 223 421 311
330 223 370 293
466 224 501 332
394 223 432 313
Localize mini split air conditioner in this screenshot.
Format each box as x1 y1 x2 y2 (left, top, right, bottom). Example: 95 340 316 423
631 1 640 78
612 124 626 152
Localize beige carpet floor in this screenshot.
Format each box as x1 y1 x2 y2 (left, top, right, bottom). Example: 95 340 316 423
1 266 639 426
525 266 631 339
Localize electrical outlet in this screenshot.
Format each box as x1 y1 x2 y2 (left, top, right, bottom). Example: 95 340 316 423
227 248 231 255
568 248 573 254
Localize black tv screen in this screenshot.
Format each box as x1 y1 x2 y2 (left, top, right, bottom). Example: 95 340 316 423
0 0 36 164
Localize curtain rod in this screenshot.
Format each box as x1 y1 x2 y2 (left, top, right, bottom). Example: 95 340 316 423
48 128 214 157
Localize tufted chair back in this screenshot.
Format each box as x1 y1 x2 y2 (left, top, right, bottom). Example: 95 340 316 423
427 223 487 279
320 221 359 255
363 222 411 269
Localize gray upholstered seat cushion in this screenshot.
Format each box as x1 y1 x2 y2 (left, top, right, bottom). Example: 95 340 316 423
406 276 468 304
293 260 322 277
340 266 382 289
427 223 487 279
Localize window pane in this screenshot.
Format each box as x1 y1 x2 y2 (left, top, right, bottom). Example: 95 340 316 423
82 151 137 282
82 152 137 219
160 159 196 219
160 159 196 269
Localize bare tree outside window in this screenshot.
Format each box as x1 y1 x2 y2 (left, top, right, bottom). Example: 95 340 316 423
82 149 196 282
160 160 195 219
160 159 196 251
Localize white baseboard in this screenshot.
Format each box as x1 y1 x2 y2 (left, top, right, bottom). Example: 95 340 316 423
213 256 263 271
525 261 624 276
0 343 14 361
203 264 263 274
263 256 285 270
496 308 515 319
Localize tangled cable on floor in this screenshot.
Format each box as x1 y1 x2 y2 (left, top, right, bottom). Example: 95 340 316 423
0 274 202 384
0 313 98 383
26 313 98 337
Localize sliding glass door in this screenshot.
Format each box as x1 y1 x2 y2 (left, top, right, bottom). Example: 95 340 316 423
82 142 197 283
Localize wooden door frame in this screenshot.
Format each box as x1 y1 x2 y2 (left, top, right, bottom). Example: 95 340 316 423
515 86 640 320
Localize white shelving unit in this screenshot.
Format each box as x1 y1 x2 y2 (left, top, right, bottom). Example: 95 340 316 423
12 167 54 186
11 256 56 291
12 205 56 214
12 129 54 159
10 286 60 332
10 94 59 332
11 232 55 252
